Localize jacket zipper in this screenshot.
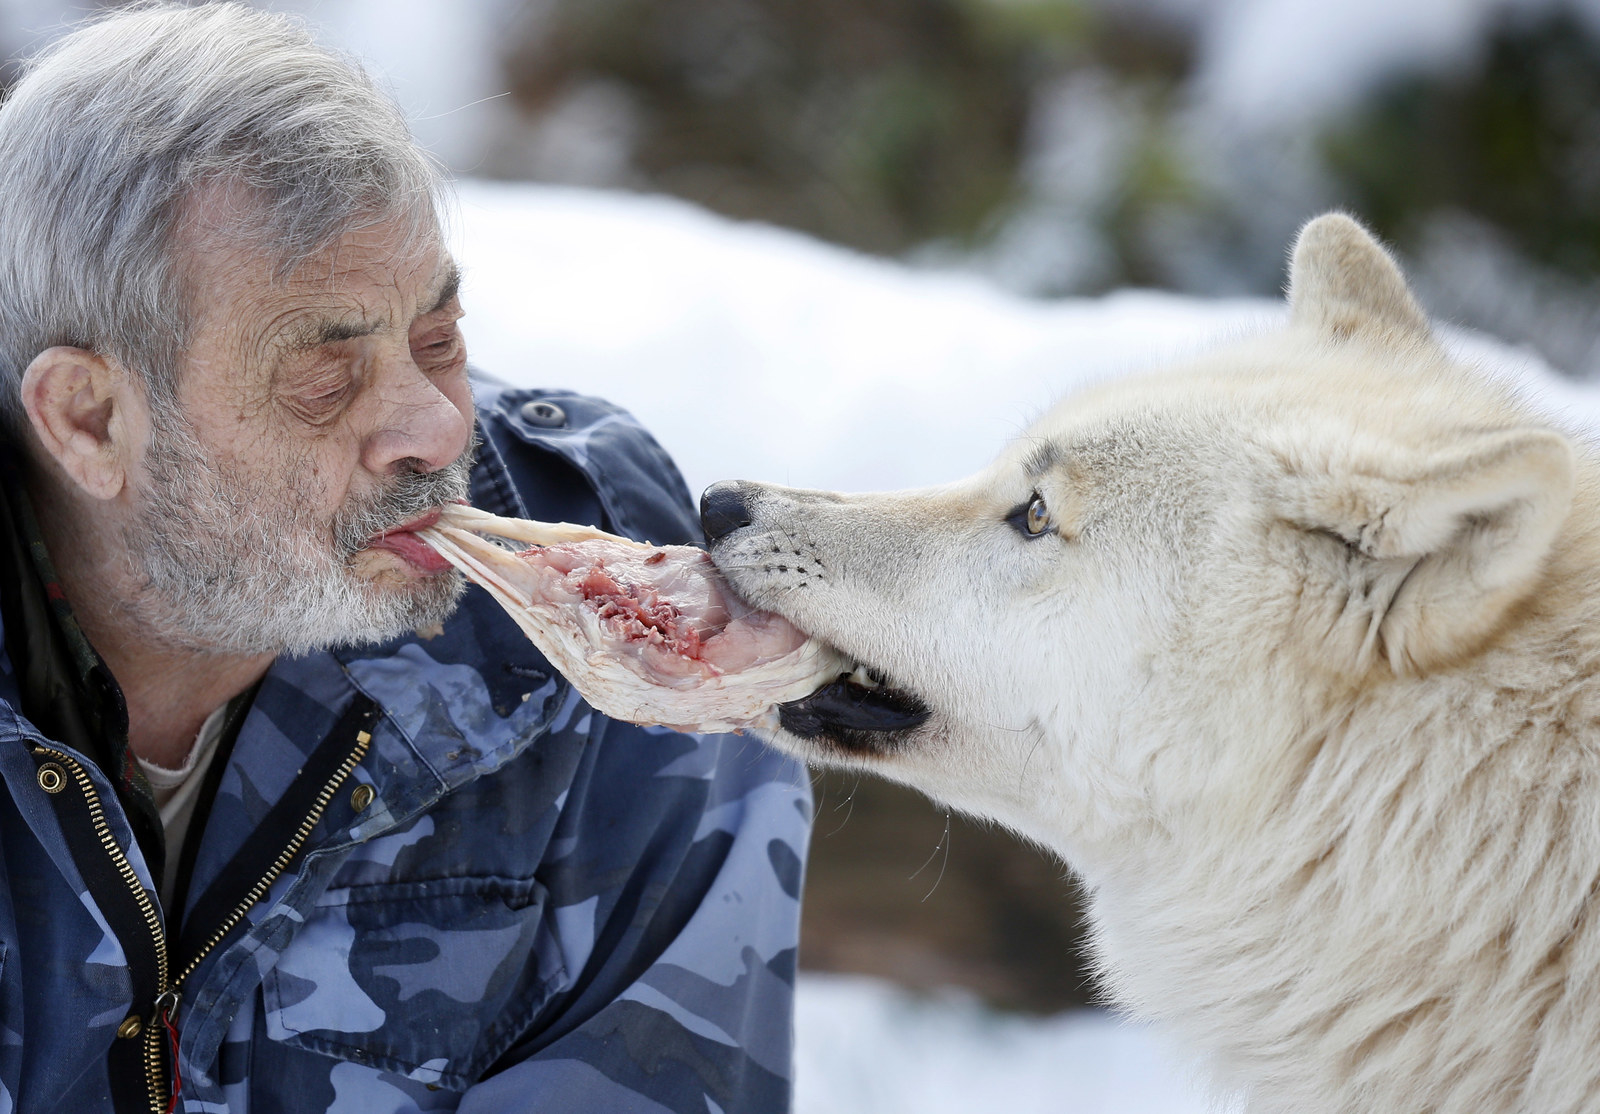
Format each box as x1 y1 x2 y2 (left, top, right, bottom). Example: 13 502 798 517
30 745 171 1113
33 728 373 1113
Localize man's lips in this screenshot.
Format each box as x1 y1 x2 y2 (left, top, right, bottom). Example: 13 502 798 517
365 509 452 573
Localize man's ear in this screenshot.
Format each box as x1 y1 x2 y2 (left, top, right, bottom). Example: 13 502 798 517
1286 212 1434 347
1281 427 1574 675
20 347 146 500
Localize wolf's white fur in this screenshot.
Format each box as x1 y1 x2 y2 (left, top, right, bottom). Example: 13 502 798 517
713 214 1600 1112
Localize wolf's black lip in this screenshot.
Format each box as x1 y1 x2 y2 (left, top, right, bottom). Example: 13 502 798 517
778 675 931 739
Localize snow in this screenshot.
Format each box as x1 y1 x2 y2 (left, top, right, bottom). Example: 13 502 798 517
793 973 1233 1114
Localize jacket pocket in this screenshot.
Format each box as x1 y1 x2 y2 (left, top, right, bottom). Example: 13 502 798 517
261 874 562 1089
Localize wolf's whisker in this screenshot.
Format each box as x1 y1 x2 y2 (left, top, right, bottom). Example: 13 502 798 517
912 809 952 902
1018 722 1047 793
822 777 858 838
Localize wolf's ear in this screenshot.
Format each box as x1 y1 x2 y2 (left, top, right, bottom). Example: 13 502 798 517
1287 213 1433 345
1285 427 1574 675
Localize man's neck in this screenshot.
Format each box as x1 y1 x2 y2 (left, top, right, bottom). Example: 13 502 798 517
27 471 273 769
103 639 270 771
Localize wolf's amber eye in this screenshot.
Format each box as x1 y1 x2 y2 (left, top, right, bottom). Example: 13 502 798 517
1007 493 1054 538
1025 495 1052 535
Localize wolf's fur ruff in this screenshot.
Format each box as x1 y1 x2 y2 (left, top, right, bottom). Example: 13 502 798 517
711 214 1600 1112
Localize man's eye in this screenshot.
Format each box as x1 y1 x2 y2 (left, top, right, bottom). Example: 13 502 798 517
414 328 463 367
294 382 351 420
306 384 346 404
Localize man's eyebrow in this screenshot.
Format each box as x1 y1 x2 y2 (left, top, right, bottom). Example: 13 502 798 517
285 316 382 351
424 263 462 316
280 265 462 352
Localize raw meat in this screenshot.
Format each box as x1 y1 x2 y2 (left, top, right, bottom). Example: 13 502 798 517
420 505 847 731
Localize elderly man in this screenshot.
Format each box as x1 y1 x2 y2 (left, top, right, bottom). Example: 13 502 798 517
0 5 808 1113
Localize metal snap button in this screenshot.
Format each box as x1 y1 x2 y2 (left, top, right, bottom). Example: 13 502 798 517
116 1015 143 1040
36 762 65 794
518 400 567 428
351 783 375 813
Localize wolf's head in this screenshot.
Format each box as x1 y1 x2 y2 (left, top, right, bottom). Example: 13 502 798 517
704 214 1579 867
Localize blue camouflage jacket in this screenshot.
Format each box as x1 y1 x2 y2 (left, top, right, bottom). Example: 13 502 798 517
0 382 811 1114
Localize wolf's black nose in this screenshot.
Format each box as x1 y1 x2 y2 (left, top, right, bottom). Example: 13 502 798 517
701 481 754 543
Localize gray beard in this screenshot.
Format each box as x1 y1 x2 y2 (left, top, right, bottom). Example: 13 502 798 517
124 409 471 656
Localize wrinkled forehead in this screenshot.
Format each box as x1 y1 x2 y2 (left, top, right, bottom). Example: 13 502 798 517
170 185 451 368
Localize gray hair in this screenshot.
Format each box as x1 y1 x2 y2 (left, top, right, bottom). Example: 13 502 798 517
0 1 445 434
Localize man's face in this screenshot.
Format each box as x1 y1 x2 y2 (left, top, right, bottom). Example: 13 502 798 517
122 198 476 655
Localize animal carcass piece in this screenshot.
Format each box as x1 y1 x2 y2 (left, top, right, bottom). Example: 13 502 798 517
420 505 847 732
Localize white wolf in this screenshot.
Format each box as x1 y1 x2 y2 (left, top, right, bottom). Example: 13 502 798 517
702 214 1600 1113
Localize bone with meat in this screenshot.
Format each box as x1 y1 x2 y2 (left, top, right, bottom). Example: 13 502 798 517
419 505 848 732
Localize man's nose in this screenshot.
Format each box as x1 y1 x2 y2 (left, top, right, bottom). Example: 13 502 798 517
363 359 472 476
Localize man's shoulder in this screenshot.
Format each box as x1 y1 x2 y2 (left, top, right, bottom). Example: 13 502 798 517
470 374 702 548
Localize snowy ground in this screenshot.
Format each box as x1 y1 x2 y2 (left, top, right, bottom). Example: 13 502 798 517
792 973 1231 1114
449 179 1600 1113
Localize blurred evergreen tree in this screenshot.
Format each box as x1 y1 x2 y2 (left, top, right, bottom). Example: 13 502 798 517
500 0 1094 253
1324 5 1600 279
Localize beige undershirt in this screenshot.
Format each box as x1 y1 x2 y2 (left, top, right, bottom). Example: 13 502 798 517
136 703 230 912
